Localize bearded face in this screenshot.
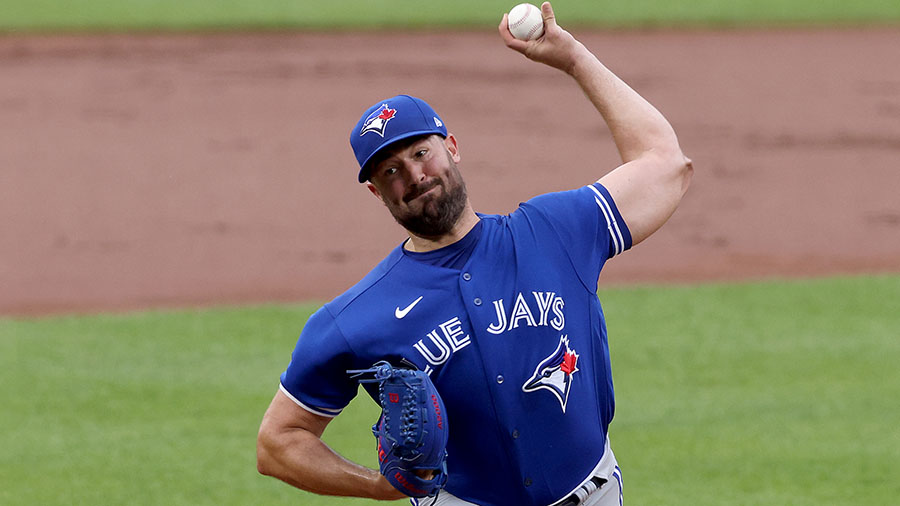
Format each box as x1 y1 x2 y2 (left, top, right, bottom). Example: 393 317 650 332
382 153 468 238
367 135 470 239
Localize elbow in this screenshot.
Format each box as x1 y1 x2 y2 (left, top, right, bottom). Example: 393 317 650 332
652 145 693 196
662 142 693 193
256 443 272 477
256 428 277 477
256 452 272 478
679 153 694 195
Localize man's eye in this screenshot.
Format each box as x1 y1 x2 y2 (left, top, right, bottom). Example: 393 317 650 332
384 167 398 176
416 149 428 157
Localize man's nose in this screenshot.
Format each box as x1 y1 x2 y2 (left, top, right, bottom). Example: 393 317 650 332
403 162 427 184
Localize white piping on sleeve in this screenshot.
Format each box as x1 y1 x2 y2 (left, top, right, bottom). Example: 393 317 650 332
588 184 625 256
279 383 342 418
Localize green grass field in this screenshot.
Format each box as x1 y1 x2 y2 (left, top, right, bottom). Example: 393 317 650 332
2 275 898 505
2 0 900 32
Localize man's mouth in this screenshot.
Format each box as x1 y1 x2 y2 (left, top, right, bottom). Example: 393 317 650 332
405 182 439 203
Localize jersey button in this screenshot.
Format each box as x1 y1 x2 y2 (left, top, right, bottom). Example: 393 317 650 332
496 375 504 384
473 298 482 306
462 272 472 281
512 429 519 439
524 477 533 487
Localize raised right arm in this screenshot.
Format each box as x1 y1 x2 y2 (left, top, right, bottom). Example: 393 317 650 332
256 388 404 500
500 2 693 247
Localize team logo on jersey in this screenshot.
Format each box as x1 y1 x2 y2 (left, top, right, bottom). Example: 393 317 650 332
522 335 579 413
360 103 397 137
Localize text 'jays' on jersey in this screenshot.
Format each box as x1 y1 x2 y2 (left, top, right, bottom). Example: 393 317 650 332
280 182 632 506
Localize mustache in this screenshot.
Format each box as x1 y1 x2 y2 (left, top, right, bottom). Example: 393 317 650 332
403 180 440 203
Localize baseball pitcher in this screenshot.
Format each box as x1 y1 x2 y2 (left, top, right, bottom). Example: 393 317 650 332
257 3 692 505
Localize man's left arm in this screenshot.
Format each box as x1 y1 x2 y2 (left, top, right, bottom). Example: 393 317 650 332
256 389 404 500
500 2 693 246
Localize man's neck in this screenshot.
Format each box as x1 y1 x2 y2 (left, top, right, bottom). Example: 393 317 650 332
403 206 480 253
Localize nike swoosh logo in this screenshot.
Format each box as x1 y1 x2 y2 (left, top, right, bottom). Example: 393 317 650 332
395 296 424 319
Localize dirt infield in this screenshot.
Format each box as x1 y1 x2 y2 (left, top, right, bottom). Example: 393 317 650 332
2 29 899 315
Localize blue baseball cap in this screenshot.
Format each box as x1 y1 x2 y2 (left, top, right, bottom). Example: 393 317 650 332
350 95 448 183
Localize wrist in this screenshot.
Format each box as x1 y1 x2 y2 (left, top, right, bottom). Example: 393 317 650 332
566 45 599 78
368 473 405 501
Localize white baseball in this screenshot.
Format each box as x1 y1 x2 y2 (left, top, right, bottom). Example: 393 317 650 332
507 3 544 41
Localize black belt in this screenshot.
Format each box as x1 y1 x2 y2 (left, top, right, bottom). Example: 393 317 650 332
557 477 607 506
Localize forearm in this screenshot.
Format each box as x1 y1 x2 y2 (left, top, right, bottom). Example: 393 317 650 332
500 3 683 165
257 425 403 500
567 47 682 164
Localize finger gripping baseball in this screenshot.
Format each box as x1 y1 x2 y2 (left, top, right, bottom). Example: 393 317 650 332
349 361 449 497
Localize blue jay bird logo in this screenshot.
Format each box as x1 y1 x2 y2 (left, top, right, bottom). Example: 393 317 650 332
360 104 397 137
522 335 579 412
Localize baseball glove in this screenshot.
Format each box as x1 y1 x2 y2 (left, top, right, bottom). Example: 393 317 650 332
348 361 449 498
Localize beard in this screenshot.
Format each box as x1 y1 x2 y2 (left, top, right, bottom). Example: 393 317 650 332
384 159 469 239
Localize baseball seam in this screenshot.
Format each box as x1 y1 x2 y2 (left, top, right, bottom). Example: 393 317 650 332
509 16 528 30
509 5 538 32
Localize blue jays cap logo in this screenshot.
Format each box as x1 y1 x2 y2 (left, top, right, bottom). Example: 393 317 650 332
522 336 579 413
350 95 448 183
360 103 397 138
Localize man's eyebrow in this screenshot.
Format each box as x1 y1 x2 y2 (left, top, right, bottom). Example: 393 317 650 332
370 151 396 170
371 136 432 168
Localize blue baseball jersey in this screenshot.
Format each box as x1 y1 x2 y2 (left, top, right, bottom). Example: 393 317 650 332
280 181 632 506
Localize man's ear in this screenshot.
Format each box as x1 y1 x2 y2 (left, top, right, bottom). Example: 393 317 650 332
444 134 460 163
366 182 382 201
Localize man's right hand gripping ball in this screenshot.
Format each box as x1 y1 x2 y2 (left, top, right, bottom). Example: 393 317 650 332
349 361 449 498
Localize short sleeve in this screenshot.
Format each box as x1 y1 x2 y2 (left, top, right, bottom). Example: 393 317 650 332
517 182 632 289
279 306 359 417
